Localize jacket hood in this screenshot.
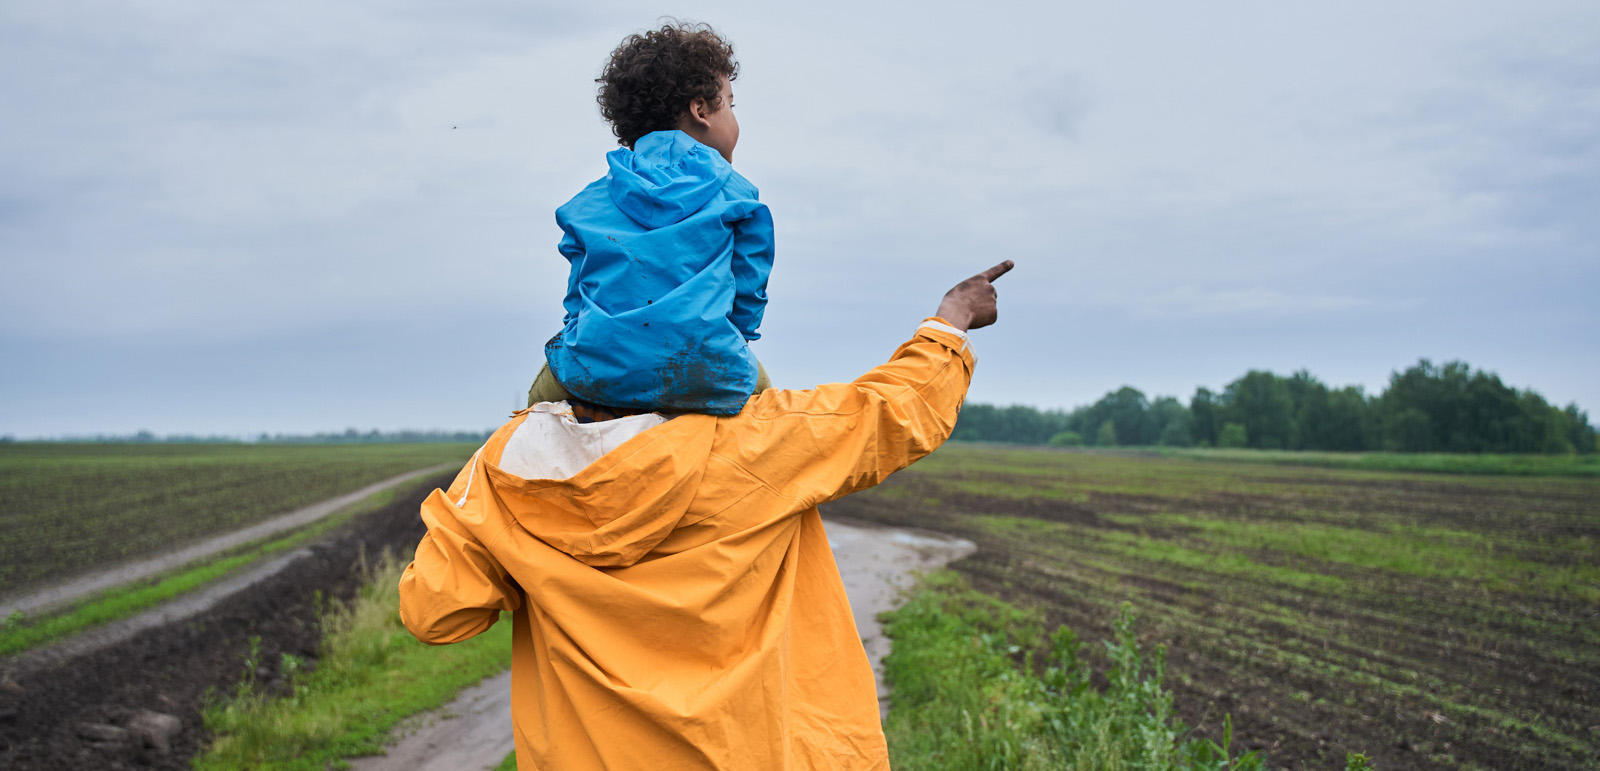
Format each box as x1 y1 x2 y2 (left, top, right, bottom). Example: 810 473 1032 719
606 130 732 229
481 405 718 568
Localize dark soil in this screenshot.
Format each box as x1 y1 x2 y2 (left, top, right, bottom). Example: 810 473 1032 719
0 472 449 771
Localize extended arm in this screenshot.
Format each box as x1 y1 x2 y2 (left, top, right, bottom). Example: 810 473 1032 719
398 455 523 645
730 260 1013 504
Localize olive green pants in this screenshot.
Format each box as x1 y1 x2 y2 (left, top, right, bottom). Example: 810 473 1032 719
527 360 772 409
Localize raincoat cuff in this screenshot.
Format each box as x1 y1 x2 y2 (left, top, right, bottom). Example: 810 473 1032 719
917 317 976 363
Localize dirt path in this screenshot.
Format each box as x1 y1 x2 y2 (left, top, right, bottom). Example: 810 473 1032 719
7 547 317 672
0 464 455 620
826 518 978 716
346 518 976 770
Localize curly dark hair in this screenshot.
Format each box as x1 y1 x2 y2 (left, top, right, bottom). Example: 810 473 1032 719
597 21 739 149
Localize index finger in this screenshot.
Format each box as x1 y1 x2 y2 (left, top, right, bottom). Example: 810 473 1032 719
977 260 1015 283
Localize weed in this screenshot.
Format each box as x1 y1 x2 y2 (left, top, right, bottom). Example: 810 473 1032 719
888 573 1248 769
236 635 263 702
195 551 511 770
884 575 1384 770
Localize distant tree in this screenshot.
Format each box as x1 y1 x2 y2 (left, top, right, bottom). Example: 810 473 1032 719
1190 388 1219 448
1376 358 1579 454
1096 420 1117 447
1323 386 1372 451
948 357 1594 455
1565 404 1598 454
1384 408 1433 452
1107 387 1156 445
1048 431 1084 447
1158 420 1193 447
1151 396 1193 446
1219 371 1296 449
951 403 1072 445
1067 387 1155 446
951 403 997 442
1286 370 1330 450
1520 392 1573 454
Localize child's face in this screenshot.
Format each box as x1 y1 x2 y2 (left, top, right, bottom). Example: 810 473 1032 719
697 76 740 163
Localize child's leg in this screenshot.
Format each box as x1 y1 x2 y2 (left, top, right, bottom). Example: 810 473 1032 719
753 359 772 393
527 363 575 407
534 358 768 409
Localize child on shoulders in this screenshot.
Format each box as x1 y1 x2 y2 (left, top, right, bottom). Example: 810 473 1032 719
529 21 773 416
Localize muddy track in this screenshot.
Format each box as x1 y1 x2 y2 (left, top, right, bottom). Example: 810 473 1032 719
0 472 451 771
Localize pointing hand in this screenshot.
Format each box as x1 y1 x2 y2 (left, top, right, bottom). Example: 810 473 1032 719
935 260 1013 332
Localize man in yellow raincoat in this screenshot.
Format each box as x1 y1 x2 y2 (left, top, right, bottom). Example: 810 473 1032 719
398 261 1012 770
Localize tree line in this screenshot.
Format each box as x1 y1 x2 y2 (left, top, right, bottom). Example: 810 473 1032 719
952 359 1597 454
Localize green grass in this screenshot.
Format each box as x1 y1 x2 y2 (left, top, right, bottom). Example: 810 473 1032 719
195 552 511 771
1097 527 1350 594
0 442 474 593
0 475 435 657
883 571 1376 770
1106 512 1600 602
1157 446 1600 477
979 515 1348 593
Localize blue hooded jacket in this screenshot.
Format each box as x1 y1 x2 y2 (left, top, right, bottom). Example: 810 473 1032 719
544 130 775 415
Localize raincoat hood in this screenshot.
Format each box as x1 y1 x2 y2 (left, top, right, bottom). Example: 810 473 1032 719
482 404 714 568
606 130 733 229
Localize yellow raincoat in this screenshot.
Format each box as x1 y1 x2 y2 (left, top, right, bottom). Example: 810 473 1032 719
398 319 975 770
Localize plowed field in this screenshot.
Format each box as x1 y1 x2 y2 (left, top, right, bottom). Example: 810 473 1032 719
0 443 475 596
821 444 1600 771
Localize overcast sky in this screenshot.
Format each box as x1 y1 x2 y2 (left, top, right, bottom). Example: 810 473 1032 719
2 0 1597 437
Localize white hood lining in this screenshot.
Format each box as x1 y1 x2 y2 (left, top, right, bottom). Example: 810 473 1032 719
496 402 670 482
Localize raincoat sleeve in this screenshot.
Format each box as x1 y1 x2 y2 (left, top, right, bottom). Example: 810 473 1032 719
558 224 586 326
727 203 774 341
398 451 523 645
731 317 976 507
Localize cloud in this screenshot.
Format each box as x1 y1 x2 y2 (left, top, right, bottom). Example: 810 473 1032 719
2 0 1597 434
0 2 622 339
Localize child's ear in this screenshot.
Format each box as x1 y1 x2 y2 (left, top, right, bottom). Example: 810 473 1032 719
687 97 712 127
